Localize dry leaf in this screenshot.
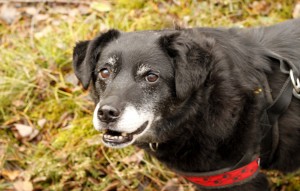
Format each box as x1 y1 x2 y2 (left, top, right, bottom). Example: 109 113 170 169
14 124 39 140
37 118 47 128
12 100 25 107
15 124 34 137
251 1 271 15
29 129 39 140
121 150 144 164
0 4 20 24
78 5 91 15
50 6 70 15
293 2 300 18
34 14 49 22
24 6 38 16
13 180 33 191
1 170 20 181
19 146 26 152
162 178 184 191
69 9 79 18
32 176 47 183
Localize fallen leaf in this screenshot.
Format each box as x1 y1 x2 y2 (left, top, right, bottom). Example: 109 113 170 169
162 178 184 191
1 170 20 181
34 14 49 22
14 124 39 140
251 1 271 15
293 2 300 18
90 2 111 12
0 4 20 24
69 8 80 18
12 100 25 107
32 176 47 183
29 128 39 140
19 146 26 152
15 124 34 137
24 6 38 16
37 118 47 128
78 5 91 15
13 180 33 191
121 150 144 164
50 6 70 15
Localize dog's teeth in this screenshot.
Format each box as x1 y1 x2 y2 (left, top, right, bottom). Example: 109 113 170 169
104 132 128 141
108 135 113 139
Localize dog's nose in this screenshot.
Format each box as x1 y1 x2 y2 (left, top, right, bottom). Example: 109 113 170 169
98 105 120 123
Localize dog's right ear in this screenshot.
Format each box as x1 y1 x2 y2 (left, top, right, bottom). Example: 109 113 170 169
73 40 90 89
73 29 120 89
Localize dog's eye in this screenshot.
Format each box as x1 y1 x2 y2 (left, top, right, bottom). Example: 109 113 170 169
99 68 110 79
145 73 159 83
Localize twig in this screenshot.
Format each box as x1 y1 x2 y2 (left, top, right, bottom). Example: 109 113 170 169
101 181 119 191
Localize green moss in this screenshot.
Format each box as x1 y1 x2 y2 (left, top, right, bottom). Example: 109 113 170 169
115 0 146 9
51 117 95 149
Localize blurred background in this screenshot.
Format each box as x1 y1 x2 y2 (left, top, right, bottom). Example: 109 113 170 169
0 0 299 190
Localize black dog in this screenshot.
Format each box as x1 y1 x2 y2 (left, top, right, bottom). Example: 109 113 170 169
73 19 300 191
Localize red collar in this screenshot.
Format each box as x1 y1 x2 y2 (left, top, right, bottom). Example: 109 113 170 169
180 158 260 188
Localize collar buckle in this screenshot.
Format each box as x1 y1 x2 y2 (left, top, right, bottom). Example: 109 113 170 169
290 70 300 99
149 142 159 152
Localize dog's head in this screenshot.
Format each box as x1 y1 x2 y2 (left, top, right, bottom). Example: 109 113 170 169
73 29 216 148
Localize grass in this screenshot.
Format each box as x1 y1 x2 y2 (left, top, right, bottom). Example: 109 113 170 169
0 0 299 190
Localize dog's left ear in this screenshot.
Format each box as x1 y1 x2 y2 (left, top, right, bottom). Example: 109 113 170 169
159 32 214 100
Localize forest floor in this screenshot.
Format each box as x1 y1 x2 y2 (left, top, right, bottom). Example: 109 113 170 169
0 0 300 190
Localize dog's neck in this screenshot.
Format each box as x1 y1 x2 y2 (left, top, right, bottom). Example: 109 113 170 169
137 120 260 174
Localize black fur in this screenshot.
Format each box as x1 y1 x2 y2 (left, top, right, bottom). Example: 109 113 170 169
73 19 300 191
73 29 120 89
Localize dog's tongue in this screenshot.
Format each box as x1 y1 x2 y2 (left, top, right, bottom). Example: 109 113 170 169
103 130 133 144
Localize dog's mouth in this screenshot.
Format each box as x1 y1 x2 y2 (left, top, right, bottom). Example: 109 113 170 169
102 121 148 147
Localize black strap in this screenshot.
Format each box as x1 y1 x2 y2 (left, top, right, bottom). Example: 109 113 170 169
266 78 293 125
260 51 299 167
